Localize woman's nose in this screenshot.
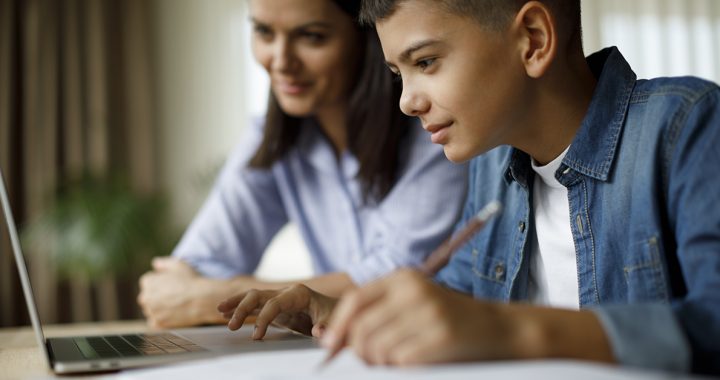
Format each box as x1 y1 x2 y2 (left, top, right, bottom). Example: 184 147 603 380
271 38 297 73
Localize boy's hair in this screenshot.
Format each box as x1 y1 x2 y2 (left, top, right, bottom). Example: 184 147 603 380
360 0 581 43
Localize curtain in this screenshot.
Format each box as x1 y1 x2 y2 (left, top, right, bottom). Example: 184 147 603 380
583 0 720 82
0 0 157 327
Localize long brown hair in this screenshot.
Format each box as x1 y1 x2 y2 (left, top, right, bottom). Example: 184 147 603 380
248 7 412 204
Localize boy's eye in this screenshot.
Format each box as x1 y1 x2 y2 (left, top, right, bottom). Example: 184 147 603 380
416 58 436 71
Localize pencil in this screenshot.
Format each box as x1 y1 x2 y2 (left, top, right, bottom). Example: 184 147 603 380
420 200 502 275
318 200 502 369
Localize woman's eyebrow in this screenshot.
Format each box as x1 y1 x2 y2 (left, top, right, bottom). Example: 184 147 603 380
250 18 332 30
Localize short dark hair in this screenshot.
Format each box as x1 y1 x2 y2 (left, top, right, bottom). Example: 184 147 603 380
249 22 411 203
360 0 581 39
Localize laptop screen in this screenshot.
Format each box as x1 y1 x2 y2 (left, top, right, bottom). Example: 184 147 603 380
0 167 52 366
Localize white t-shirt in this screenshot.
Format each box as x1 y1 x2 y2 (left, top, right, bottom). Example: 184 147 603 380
527 146 580 309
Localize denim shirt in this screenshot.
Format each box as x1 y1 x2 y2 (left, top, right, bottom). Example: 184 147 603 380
435 47 720 375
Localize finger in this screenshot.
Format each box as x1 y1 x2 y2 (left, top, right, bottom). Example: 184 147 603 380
347 297 407 365
224 308 259 320
253 297 295 339
138 272 155 290
228 290 263 331
307 291 337 339
136 292 145 307
153 256 196 275
218 292 248 312
322 274 396 352
151 256 177 271
360 309 425 365
388 323 451 366
253 286 312 339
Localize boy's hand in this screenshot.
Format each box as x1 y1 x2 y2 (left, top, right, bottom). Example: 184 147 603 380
322 269 524 366
323 269 614 366
218 284 338 339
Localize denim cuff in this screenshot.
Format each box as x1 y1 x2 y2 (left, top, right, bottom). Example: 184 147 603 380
592 303 691 373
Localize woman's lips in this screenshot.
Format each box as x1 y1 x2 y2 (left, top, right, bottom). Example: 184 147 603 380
276 81 310 95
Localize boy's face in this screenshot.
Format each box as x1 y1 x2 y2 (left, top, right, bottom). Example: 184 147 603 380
376 0 530 162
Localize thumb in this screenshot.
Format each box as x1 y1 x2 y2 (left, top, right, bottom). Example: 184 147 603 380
151 256 176 271
152 256 193 274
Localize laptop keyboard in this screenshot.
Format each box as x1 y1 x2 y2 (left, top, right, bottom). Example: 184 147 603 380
74 333 207 359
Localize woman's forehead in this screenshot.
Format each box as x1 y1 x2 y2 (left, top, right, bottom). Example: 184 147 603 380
250 0 342 25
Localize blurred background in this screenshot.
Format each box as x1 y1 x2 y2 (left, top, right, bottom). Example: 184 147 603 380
1 0 719 328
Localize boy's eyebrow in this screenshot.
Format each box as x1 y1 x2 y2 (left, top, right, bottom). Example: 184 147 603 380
398 39 443 63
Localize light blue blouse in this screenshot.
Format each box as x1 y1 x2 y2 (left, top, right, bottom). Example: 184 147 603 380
172 118 468 284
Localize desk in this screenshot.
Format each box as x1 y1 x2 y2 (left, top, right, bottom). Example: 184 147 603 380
0 320 151 379
0 321 699 380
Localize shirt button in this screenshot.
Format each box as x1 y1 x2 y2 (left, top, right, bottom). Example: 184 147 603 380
518 221 526 233
494 263 505 280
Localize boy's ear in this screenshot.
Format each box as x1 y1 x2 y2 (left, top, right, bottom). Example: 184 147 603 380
513 1 556 78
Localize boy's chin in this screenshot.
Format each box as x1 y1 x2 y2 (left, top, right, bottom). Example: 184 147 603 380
443 146 474 164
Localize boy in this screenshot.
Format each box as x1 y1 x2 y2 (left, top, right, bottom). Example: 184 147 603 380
218 0 720 374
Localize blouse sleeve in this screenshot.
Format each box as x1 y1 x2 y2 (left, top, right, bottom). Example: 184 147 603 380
171 119 288 278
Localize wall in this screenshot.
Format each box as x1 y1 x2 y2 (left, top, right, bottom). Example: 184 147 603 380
583 0 720 82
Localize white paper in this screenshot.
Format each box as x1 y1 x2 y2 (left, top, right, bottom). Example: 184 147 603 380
117 347 683 380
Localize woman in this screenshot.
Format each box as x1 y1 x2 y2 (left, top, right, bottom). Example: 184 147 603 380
137 0 467 328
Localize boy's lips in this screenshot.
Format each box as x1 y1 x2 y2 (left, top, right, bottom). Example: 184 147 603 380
424 122 453 144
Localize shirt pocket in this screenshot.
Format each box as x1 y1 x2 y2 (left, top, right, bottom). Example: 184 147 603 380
471 247 507 284
623 235 670 302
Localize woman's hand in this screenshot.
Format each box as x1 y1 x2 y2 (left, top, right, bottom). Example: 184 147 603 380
138 257 233 328
217 284 338 340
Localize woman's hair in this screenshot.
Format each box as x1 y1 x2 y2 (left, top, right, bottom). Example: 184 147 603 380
248 1 412 203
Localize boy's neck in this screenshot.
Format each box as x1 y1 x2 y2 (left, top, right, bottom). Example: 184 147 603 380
516 53 597 166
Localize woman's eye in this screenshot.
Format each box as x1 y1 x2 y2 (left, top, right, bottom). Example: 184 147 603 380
253 25 273 39
300 32 326 43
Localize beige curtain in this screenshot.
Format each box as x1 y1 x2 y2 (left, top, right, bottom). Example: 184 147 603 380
582 0 720 83
0 0 157 327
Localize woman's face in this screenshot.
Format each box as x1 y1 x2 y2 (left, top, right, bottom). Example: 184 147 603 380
249 0 362 118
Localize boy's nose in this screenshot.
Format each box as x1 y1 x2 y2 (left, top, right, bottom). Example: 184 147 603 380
399 86 430 117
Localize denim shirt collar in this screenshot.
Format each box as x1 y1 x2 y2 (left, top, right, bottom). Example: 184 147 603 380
505 47 637 185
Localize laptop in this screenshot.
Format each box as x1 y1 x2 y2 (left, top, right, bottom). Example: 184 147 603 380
0 168 317 374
